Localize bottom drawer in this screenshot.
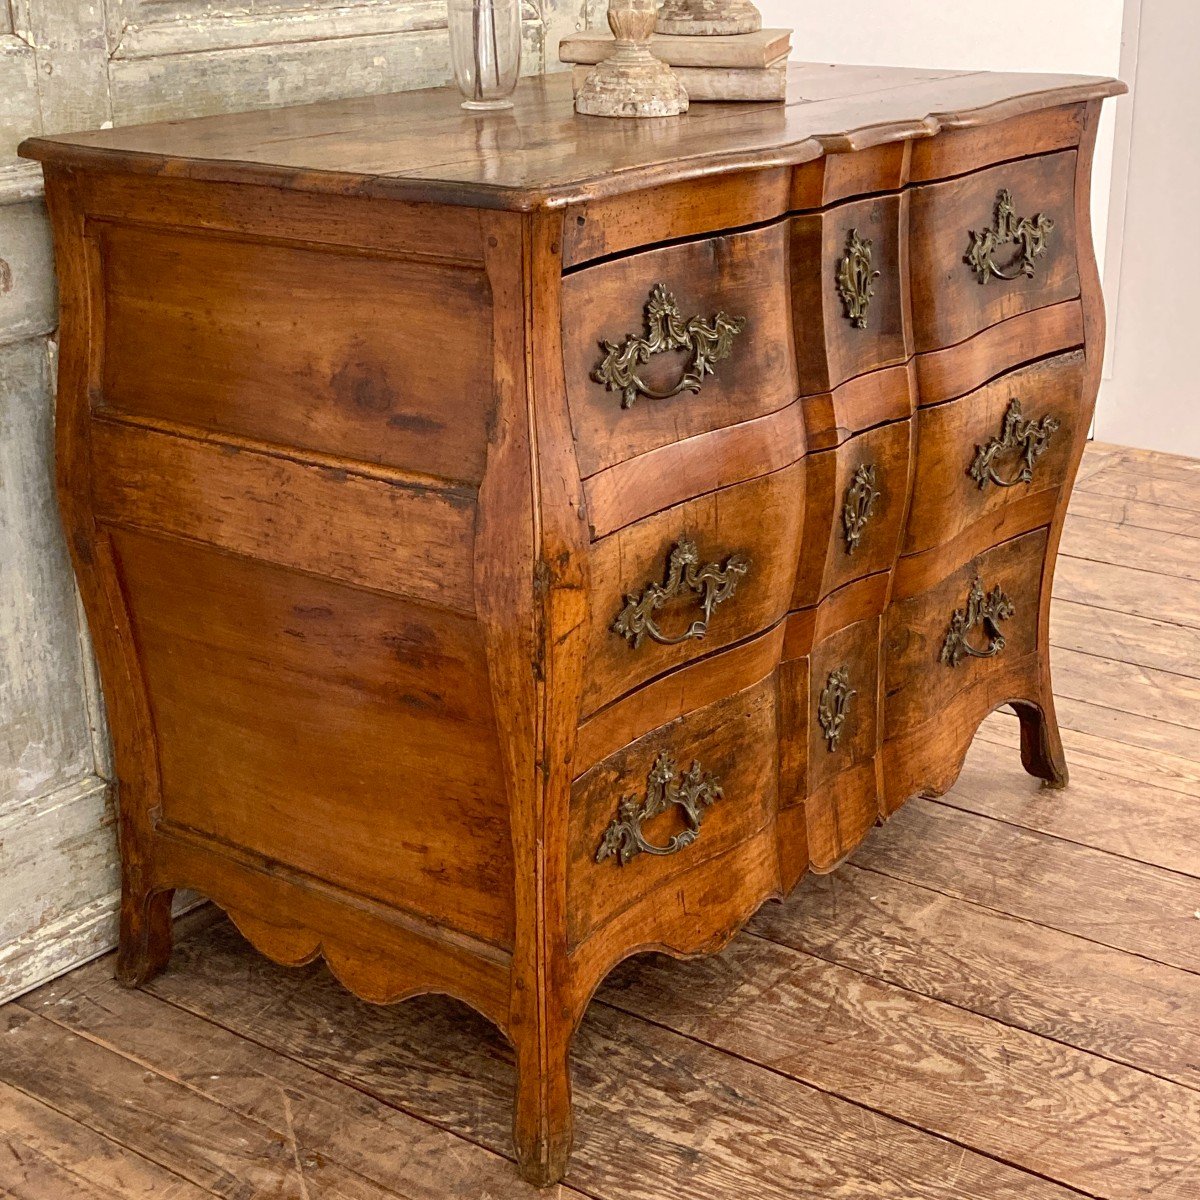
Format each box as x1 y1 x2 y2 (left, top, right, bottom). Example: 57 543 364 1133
568 676 777 948
882 528 1048 806
804 614 882 870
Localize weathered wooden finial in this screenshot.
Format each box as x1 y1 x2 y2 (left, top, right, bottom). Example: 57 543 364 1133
574 0 689 118
656 0 763 36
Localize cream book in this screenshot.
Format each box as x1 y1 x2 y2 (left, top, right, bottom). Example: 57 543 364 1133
559 27 791 70
571 56 789 103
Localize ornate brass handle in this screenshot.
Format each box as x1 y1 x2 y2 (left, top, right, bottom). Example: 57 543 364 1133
842 463 880 554
817 667 857 752
836 229 882 328
969 398 1060 490
941 577 1015 667
965 189 1055 285
595 751 723 867
612 538 750 650
592 283 747 409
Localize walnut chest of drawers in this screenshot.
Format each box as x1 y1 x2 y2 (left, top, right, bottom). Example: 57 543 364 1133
21 63 1124 1186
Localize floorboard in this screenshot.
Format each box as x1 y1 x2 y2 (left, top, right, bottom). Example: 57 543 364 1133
749 865 1200 1091
2 440 1197 1199
143 920 1074 1200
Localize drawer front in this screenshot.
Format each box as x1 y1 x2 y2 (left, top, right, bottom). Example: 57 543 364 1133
904 350 1086 557
884 528 1048 745
804 614 882 869
792 417 914 610
568 676 777 947
563 222 797 478
583 461 805 715
792 192 910 394
910 151 1080 352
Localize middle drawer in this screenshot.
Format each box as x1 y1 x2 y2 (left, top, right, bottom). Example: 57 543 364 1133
582 461 806 715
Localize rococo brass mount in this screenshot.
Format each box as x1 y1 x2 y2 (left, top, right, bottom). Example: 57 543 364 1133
836 229 882 329
817 667 857 752
842 463 880 554
941 577 1015 667
612 538 750 649
969 398 1061 490
595 751 724 866
965 189 1055 285
592 283 747 408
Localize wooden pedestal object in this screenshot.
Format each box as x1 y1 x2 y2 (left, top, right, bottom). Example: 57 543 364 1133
20 64 1123 1187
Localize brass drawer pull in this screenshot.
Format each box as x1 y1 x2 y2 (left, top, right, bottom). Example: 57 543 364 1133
613 538 750 650
596 751 723 867
965 189 1055 285
592 283 747 409
969 398 1060 490
817 666 857 752
836 229 882 328
842 463 880 554
941 577 1015 666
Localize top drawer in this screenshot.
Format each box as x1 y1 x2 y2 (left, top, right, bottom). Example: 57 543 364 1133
562 222 797 478
910 151 1080 352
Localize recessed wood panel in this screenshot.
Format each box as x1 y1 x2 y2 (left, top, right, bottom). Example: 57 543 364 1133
99 222 495 484
111 528 514 949
909 151 1080 352
563 221 798 478
90 418 476 613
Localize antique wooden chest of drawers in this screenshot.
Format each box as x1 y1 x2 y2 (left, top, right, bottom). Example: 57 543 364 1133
21 63 1124 1186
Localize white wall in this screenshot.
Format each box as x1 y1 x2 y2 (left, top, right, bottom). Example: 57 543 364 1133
757 0 1126 275
1094 0 1199 456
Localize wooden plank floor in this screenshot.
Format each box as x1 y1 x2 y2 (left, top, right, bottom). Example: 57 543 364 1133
4 440 1199 1200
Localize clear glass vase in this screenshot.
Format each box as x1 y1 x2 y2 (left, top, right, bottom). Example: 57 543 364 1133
448 0 522 111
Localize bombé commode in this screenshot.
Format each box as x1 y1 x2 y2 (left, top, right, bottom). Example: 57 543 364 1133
21 62 1124 1185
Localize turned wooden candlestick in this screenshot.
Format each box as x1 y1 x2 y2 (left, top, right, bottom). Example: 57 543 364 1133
575 0 688 118
656 0 762 36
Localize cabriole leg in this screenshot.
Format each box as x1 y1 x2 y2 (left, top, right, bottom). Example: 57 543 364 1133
1011 696 1068 790
512 1014 574 1186
116 879 175 986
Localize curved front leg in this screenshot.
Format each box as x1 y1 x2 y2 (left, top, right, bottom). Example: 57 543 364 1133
513 1009 574 1187
1010 695 1068 790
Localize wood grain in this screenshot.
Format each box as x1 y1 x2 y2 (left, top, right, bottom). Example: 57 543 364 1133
21 966 560 1200
563 220 797 479
99 218 496 485
752 864 1200 1092
853 799 1200 973
147 917 1089 1200
599 934 1200 1199
20 67 1125 211
91 417 477 614
936 733 1200 876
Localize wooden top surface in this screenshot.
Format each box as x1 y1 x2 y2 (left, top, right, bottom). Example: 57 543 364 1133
19 63 1124 211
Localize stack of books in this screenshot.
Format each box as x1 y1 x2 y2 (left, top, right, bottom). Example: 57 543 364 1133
560 28 792 103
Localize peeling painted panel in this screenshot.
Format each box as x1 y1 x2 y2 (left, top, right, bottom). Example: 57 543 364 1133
0 776 119 1004
10 1 113 136
109 27 455 124
108 18 552 126
0 335 94 809
109 0 447 59
0 198 56 347
0 34 41 159
541 0 587 71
